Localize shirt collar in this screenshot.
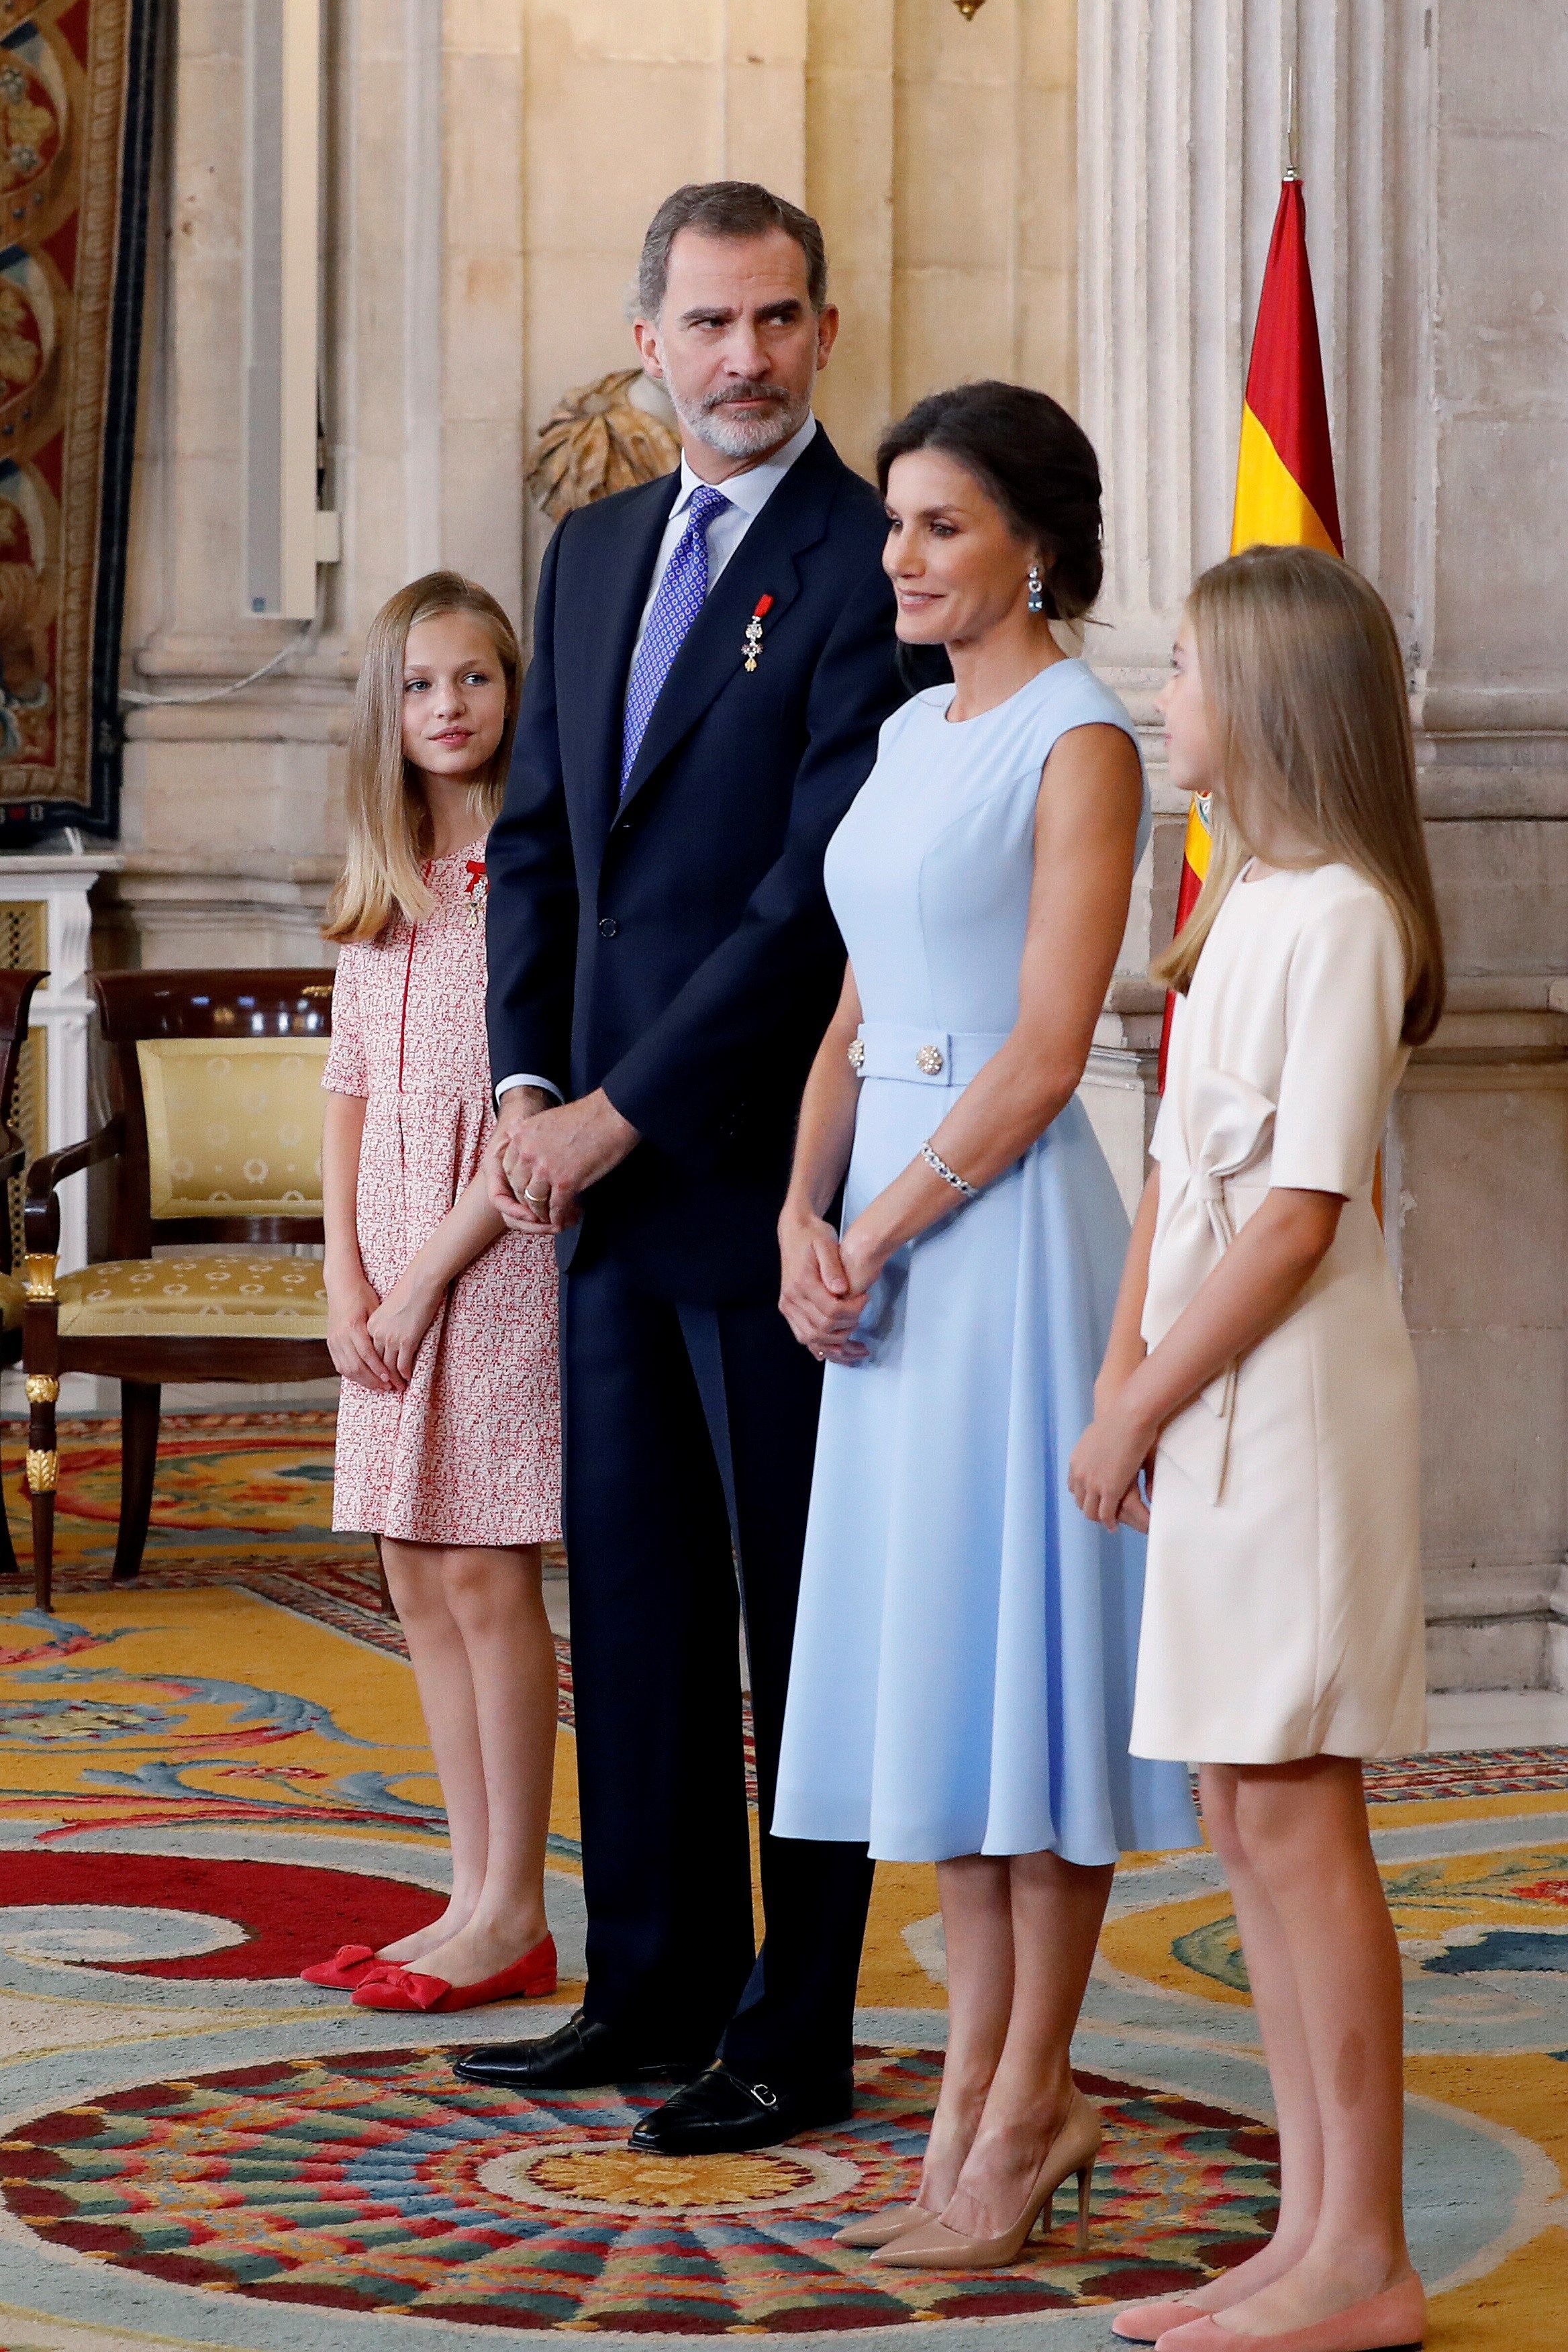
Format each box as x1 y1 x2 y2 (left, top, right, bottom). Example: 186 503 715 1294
670 412 817 522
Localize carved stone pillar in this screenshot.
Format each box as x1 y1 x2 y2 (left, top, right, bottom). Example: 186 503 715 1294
1079 1 1424 878
1076 1 1568 1689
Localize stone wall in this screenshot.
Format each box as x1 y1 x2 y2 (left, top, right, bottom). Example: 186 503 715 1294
107 0 1077 962
95 3 1568 1688
1076 0 1568 1692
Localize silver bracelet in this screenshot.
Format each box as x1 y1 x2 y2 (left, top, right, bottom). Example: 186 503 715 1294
921 1141 979 1199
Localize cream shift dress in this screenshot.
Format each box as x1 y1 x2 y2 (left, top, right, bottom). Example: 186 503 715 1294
324 840 562 1548
1130 860 1427 1765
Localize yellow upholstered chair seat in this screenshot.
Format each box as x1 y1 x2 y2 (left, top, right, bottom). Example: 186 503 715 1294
0 1271 20 1332
56 1255 328 1341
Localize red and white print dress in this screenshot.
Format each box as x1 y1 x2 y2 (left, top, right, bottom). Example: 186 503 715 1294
324 840 561 1545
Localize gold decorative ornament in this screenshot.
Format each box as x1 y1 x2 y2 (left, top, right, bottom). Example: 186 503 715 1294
301 983 333 1000
916 1044 945 1075
24 1373 58 1404
26 1447 58 1493
527 369 681 519
952 0 989 16
24 1251 56 1300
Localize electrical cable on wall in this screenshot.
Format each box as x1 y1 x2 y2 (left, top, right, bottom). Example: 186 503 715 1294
118 575 326 709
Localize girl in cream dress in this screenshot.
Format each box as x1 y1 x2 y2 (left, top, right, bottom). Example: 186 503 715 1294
1071 548 1443 2352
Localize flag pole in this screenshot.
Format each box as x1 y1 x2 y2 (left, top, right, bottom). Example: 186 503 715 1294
1157 72 1336 1095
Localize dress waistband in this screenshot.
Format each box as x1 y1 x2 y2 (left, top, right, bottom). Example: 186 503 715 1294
850 1020 1009 1088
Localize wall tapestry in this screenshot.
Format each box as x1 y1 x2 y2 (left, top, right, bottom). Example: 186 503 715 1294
0 0 157 838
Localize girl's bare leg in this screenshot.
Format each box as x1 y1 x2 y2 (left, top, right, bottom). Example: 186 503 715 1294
1173 1764 1325 2311
377 1536 490 1963
921 1856 1016 2212
415 1543 557 1985
1214 1758 1414 2337
940 1852 1114 2238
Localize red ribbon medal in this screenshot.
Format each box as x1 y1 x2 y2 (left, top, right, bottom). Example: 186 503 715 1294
742 594 774 673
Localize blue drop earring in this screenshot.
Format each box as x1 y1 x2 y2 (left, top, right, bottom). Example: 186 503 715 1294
1027 562 1046 614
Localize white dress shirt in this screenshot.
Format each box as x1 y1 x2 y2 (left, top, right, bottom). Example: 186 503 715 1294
497 412 818 1108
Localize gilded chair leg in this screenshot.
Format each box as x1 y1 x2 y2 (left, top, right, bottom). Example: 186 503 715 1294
30 1485 55 1611
113 1381 162 1585
26 1396 58 1614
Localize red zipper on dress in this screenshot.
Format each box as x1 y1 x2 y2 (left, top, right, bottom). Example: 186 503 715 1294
397 867 430 1093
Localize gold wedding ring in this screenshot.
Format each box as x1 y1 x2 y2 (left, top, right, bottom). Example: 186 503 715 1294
524 1184 550 1206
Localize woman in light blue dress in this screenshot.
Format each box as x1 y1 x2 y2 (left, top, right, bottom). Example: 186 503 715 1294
775 384 1197 2269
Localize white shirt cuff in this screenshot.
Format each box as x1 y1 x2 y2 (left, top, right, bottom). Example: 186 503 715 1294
495 1073 564 1105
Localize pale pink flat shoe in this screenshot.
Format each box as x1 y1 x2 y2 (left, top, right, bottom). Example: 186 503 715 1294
1111 2299 1208 2343
1154 2276 1424 2352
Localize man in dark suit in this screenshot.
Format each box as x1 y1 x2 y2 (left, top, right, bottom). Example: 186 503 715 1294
453 184 915 2155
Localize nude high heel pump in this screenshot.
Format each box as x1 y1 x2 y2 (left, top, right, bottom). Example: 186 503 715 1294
870 2086 1101 2269
834 2204 930 2250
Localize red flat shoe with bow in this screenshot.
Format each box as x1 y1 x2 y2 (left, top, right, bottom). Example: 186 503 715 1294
351 1933 558 2013
301 1944 403 1991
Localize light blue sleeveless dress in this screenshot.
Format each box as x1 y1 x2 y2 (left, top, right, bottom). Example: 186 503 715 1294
773 660 1199 1865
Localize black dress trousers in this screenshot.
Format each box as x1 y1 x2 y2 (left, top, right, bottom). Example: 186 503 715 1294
561 1251 875 2085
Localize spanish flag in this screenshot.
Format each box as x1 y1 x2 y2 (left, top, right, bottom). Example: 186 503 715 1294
1158 175 1342 1089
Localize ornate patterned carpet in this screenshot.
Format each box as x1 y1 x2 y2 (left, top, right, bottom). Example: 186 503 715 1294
0 1415 1563 2350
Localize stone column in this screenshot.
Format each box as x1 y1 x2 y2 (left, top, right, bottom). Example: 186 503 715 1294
1077 1 1568 1689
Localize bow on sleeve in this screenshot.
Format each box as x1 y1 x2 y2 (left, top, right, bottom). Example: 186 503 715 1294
1142 1067 1277 1505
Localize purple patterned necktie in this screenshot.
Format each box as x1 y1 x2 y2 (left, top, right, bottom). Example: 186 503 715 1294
620 483 731 796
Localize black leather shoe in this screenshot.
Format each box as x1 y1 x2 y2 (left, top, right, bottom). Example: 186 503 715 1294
452 2010 709 2094
628 2063 854 2154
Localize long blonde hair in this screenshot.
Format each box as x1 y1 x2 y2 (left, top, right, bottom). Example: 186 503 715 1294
324 573 522 944
1152 544 1444 1045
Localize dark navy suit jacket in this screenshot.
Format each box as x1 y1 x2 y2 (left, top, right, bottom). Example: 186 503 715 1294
485 425 916 1302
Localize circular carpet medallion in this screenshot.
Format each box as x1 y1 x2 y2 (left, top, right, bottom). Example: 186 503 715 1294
1 2047 1280 2333
0 1850 443 1985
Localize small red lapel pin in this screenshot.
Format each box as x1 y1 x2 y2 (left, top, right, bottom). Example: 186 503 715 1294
464 858 488 927
742 594 774 673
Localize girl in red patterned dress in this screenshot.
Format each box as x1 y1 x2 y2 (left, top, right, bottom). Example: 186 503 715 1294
307 574 562 2014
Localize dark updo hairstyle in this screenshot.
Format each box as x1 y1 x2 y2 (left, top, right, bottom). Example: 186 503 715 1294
875 381 1104 622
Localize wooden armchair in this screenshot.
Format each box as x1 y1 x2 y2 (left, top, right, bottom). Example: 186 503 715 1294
23 970 336 1610
0 968 47 1581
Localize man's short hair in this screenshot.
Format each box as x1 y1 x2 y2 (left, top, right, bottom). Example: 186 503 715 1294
636 182 829 320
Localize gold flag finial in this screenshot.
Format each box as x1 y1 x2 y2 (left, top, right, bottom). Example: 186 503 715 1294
952 0 989 17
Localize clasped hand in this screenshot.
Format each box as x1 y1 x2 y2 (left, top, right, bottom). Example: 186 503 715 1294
326 1267 440 1392
485 1087 639 1232
779 1211 882 1364
1067 1391 1157 1533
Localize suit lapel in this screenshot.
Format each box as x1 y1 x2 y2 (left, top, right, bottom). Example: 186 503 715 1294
616 430 842 821
571 473 679 830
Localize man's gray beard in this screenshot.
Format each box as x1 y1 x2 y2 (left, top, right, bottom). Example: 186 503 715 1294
673 382 811 460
